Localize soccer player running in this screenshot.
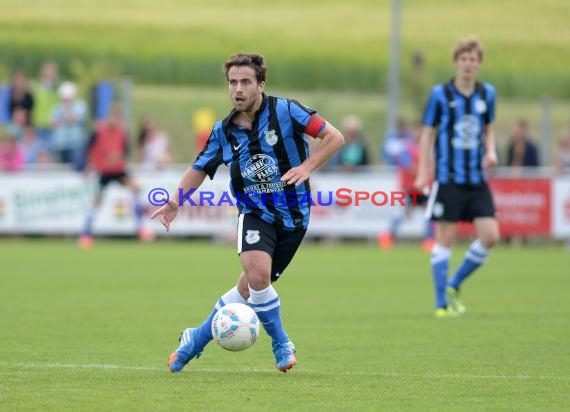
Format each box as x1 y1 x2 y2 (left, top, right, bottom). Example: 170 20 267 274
414 37 500 318
151 53 344 372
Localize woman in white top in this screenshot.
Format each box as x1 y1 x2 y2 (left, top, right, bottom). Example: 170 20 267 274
138 116 172 171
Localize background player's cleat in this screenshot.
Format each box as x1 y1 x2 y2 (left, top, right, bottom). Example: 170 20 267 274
272 340 297 372
377 233 394 250
434 307 458 318
422 238 435 253
168 328 203 373
138 227 156 242
78 235 93 249
446 286 467 315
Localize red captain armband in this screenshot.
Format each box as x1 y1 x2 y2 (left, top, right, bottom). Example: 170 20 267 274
304 114 326 138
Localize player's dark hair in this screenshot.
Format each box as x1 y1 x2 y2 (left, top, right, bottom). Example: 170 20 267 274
224 52 267 83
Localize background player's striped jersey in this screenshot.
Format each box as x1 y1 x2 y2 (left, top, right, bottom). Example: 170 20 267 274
192 94 325 230
422 80 496 185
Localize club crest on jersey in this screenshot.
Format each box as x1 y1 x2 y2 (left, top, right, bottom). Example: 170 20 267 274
245 230 261 245
264 129 278 146
475 99 487 114
452 115 481 149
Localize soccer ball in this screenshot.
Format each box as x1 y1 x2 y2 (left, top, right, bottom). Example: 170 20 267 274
211 303 260 351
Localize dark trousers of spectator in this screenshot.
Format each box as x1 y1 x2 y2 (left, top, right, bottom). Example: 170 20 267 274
56 148 84 171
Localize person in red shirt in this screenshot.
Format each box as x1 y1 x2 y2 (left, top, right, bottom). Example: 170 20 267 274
79 105 153 248
379 120 435 251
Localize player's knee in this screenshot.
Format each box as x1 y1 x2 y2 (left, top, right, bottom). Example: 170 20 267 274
481 231 500 248
246 270 271 290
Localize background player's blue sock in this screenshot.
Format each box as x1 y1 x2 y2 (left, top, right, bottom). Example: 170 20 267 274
424 220 434 239
389 214 405 237
193 287 246 350
81 208 97 236
248 285 289 344
449 239 489 290
133 199 144 229
431 244 451 308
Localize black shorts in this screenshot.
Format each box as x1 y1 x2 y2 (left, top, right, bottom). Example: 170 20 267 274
426 182 496 222
98 172 128 191
237 213 306 282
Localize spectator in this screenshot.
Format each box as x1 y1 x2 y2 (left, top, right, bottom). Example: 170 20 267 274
0 130 25 172
51 81 88 170
22 126 51 167
8 71 34 125
554 130 570 175
381 117 415 166
506 119 539 167
33 61 60 149
338 115 368 171
193 107 216 153
137 116 172 171
6 107 26 141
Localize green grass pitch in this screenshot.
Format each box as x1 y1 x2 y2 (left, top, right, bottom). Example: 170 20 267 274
1 239 569 411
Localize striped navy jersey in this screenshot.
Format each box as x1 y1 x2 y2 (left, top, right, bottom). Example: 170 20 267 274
192 94 325 230
422 80 496 184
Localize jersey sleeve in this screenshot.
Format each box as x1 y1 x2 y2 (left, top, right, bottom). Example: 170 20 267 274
289 99 326 137
485 84 496 124
191 128 223 179
422 86 441 128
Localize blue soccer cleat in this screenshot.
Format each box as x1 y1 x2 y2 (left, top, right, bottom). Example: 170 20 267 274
168 328 203 373
272 340 297 373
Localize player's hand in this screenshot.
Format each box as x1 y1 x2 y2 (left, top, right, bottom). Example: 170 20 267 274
281 165 311 186
414 173 429 194
482 151 498 170
150 199 178 232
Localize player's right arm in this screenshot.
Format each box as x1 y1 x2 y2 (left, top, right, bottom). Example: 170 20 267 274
151 126 223 231
150 167 208 232
414 127 435 191
415 86 440 192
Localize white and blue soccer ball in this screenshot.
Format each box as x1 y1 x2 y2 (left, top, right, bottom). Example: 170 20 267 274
211 303 260 351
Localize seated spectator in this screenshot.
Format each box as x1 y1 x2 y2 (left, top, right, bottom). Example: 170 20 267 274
338 115 369 171
22 126 52 167
137 116 172 171
506 119 539 167
554 130 570 175
8 70 34 125
51 81 88 170
6 107 27 142
0 130 25 172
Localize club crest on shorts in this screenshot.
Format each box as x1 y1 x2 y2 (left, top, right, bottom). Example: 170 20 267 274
433 202 444 218
264 129 278 146
245 230 261 245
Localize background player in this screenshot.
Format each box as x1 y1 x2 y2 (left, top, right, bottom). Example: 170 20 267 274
79 105 153 248
415 37 500 318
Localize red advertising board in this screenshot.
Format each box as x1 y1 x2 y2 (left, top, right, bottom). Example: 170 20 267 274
458 178 551 237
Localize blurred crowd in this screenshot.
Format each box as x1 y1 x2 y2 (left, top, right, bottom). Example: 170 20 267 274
1 61 570 175
0 61 173 173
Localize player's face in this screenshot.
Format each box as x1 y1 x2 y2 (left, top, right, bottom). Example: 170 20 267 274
454 50 481 81
228 66 264 113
